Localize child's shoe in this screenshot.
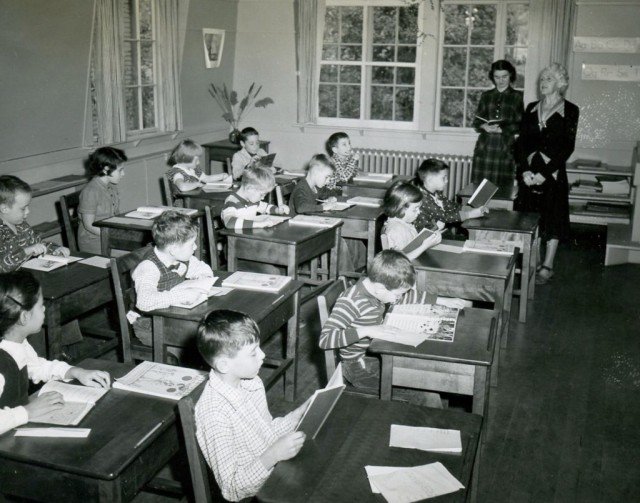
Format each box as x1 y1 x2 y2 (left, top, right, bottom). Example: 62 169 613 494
342 359 379 392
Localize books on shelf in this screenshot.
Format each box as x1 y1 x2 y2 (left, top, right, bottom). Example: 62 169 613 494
21 255 81 272
296 364 345 439
33 381 108 426
462 239 517 256
352 173 394 183
402 228 440 256
468 178 499 207
221 271 292 293
596 175 630 195
570 179 602 194
113 361 205 400
573 158 605 170
125 206 197 219
289 215 340 228
346 196 383 207
383 304 460 344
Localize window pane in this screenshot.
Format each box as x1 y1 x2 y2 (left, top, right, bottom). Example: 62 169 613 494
505 48 527 88
441 47 467 86
341 7 363 44
373 7 396 44
125 88 139 130
142 86 155 129
340 45 362 61
468 47 494 87
319 84 337 117
395 88 414 121
506 4 529 46
139 0 153 39
398 5 419 44
372 66 394 84
371 86 393 120
443 5 468 45
340 65 361 84
373 45 394 62
440 89 464 127
324 7 339 43
123 42 138 85
320 64 338 83
323 44 338 60
470 5 496 45
466 89 484 126
396 67 415 85
339 85 360 118
141 42 154 85
122 0 136 39
397 46 416 63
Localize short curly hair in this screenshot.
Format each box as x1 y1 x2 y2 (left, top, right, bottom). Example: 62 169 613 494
541 63 569 94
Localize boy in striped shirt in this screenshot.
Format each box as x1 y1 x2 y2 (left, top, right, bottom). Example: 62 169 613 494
221 166 289 231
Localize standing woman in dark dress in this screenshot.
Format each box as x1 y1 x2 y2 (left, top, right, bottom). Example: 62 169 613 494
471 60 524 188
515 63 579 285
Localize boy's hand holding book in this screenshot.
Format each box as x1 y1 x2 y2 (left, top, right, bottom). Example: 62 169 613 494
25 391 65 422
261 431 306 470
466 206 489 219
357 324 402 339
275 205 290 216
65 367 111 388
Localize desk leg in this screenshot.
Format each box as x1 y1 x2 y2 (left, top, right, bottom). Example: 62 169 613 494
287 243 297 279
100 228 111 257
380 355 393 400
45 302 62 360
285 291 300 402
204 146 212 175
152 316 165 363
529 229 539 300
519 236 532 323
227 237 237 272
472 366 489 423
196 216 205 260
329 227 341 280
366 221 376 273
501 264 515 351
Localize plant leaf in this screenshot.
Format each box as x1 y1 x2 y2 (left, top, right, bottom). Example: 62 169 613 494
248 83 255 96
253 85 263 98
254 97 274 108
222 112 235 123
230 91 238 106
239 96 249 112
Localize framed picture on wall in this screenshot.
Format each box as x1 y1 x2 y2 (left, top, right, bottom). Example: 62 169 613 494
203 29 225 69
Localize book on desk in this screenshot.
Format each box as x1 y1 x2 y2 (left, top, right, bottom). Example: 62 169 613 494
346 196 383 207
21 255 82 272
289 215 341 228
221 271 292 293
462 239 516 256
125 206 198 219
32 381 108 426
113 361 206 400
352 173 394 183
383 304 460 344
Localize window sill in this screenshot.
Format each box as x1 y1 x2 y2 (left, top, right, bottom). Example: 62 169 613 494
292 122 479 140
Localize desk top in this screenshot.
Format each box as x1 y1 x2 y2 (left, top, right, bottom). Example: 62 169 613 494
462 209 540 233
369 307 496 366
149 270 304 323
177 176 295 202
344 174 412 191
0 359 179 481
31 255 110 301
258 394 481 503
307 202 383 221
31 174 87 198
457 182 518 202
219 219 342 244
95 210 203 230
202 139 269 151
413 240 516 280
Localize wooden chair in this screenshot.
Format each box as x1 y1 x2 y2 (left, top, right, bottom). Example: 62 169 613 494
162 173 177 207
204 205 222 270
109 247 154 363
59 191 81 252
316 277 349 382
225 157 233 177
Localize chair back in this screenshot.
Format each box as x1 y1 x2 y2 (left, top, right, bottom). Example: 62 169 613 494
109 246 153 363
225 157 232 177
317 277 348 381
59 191 81 252
163 173 177 207
204 206 221 270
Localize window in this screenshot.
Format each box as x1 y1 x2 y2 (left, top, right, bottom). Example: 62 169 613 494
317 2 420 127
438 1 529 129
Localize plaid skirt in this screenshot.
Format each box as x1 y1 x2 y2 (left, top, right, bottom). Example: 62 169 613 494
472 132 516 188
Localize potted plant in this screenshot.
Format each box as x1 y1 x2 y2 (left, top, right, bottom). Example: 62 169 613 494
208 83 274 144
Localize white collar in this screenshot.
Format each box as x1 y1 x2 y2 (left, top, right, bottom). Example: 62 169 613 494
153 247 182 269
532 99 565 117
0 339 32 370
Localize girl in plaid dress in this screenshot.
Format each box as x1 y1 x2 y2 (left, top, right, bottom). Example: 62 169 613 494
471 60 524 188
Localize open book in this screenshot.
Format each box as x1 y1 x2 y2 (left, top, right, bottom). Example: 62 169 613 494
125 206 198 219
257 153 276 168
324 202 354 211
202 180 233 192
352 173 394 183
463 239 516 256
296 364 345 439
346 196 383 208
289 215 340 228
467 178 498 207
402 228 440 256
170 277 218 309
113 361 205 400
34 381 108 426
21 255 81 272
221 271 292 293
475 115 503 125
383 304 460 344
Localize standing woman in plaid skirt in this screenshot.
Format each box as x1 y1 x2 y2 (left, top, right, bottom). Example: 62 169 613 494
471 60 524 188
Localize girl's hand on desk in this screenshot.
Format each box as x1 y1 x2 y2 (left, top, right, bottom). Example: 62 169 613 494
66 368 111 388
52 246 70 257
24 243 47 257
25 392 65 421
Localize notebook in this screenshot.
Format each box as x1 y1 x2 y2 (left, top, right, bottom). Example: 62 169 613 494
467 179 498 207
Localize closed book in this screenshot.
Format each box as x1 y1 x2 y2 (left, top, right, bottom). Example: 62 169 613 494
125 206 197 219
296 365 345 439
113 362 205 400
289 215 340 227
346 196 383 207
221 271 292 293
468 179 498 207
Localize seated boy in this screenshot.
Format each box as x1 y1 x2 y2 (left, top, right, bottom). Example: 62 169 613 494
318 131 359 199
131 211 214 350
319 250 463 391
0 175 70 273
195 310 309 501
231 127 269 180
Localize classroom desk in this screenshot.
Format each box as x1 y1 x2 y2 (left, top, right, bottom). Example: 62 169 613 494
201 139 270 174
258 394 482 503
369 308 497 419
219 220 342 283
457 182 518 210
0 359 189 503
149 271 304 401
94 211 205 259
31 256 113 360
462 210 540 323
413 240 516 373
341 175 412 199
306 203 384 277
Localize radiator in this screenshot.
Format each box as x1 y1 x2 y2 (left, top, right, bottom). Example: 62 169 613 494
353 148 473 199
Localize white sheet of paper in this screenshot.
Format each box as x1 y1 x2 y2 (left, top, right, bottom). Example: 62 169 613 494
371 330 429 347
365 465 404 493
208 287 232 297
172 277 216 293
390 425 462 453
79 256 111 268
15 427 91 438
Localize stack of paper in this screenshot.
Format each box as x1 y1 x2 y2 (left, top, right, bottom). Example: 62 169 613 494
366 462 464 501
597 176 630 195
389 424 462 453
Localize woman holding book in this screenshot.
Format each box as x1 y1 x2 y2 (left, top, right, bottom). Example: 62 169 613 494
471 60 524 188
515 63 579 285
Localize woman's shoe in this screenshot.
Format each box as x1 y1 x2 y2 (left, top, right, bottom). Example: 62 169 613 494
536 265 554 285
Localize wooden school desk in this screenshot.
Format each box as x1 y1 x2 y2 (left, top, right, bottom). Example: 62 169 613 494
462 210 540 323
0 358 191 503
369 308 497 419
457 182 518 210
413 239 516 378
201 138 270 174
306 203 384 277
94 211 205 258
148 272 304 401
341 175 412 199
258 394 482 503
219 220 342 283
30 257 113 360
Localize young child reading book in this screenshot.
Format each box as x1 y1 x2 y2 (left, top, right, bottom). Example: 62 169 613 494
381 181 444 261
166 139 232 193
0 270 110 436
318 131 359 198
413 159 489 233
0 176 70 273
131 211 215 352
195 310 310 501
230 127 269 180
78 147 127 254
